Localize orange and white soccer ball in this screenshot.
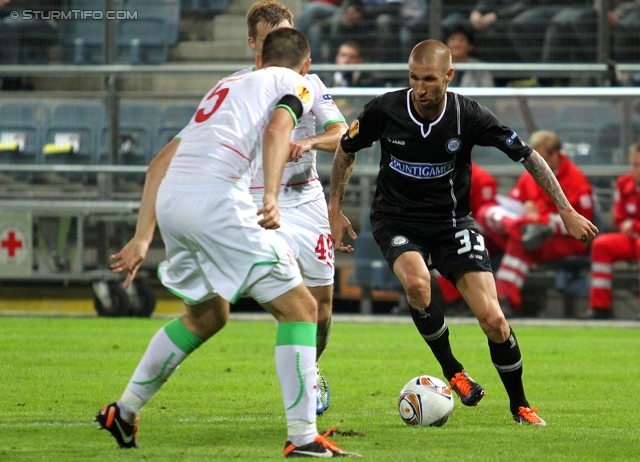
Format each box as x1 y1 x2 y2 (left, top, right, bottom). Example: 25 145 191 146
398 375 454 427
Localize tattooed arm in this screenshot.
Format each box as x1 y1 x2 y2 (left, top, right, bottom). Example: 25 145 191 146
523 151 599 242
328 144 358 253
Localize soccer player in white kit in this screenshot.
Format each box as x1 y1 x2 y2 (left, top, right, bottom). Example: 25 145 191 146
242 0 350 416
96 29 359 458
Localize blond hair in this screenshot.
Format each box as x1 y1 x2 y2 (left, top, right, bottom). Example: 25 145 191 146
529 130 562 152
246 0 294 41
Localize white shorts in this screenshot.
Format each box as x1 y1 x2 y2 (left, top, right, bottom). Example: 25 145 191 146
155 179 302 305
277 198 334 288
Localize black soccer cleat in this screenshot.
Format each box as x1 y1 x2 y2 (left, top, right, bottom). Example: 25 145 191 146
449 371 486 407
95 402 139 449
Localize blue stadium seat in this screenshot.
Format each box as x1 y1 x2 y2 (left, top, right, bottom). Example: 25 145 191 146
41 101 106 183
0 100 49 182
155 102 198 154
181 0 231 18
116 101 163 165
0 100 48 165
59 0 178 64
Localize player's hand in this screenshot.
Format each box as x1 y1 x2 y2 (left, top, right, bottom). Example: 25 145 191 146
289 141 310 163
560 208 598 244
110 237 150 289
329 209 357 253
258 197 280 230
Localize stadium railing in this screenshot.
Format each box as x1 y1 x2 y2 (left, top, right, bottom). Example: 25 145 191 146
2 63 640 316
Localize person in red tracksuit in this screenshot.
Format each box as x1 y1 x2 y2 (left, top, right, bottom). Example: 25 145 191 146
494 130 594 314
437 162 501 309
589 140 640 319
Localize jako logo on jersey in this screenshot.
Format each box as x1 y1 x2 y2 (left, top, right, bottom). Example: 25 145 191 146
505 132 518 146
322 94 333 101
296 85 311 103
349 119 360 138
446 138 461 153
389 139 405 146
389 155 455 179
392 236 408 246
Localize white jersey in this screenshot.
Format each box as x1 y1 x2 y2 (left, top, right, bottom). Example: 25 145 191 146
168 67 314 190
228 69 346 208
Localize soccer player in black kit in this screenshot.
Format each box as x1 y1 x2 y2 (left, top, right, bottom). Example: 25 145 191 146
328 40 598 425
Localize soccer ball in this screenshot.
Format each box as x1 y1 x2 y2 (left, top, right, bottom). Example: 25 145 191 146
398 375 454 427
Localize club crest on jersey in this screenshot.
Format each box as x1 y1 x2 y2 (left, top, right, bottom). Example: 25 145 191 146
389 155 455 179
349 119 360 138
392 235 408 247
505 131 518 146
446 138 461 153
296 85 311 103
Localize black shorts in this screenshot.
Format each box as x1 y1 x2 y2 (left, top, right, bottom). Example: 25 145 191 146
371 215 493 283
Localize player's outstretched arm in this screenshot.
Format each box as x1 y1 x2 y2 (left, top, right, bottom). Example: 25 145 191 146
259 107 296 230
289 121 349 161
110 139 180 288
522 150 599 243
328 144 357 253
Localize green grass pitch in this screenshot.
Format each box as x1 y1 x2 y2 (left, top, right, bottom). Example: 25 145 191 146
1 316 639 461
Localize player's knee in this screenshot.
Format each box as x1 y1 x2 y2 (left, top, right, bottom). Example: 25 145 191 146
477 308 509 341
404 276 431 307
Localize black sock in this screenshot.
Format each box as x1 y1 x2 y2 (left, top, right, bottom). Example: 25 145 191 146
410 303 463 381
488 327 529 415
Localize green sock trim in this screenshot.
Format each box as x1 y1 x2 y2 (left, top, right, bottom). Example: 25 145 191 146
133 352 176 386
276 322 317 347
164 318 204 354
286 352 304 411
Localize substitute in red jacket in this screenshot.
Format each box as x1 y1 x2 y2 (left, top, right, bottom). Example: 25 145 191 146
589 140 640 319
495 130 594 312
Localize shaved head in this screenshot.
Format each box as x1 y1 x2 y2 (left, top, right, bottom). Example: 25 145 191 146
407 40 454 119
409 40 452 74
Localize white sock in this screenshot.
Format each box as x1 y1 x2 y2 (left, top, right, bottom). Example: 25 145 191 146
275 322 318 444
121 318 203 413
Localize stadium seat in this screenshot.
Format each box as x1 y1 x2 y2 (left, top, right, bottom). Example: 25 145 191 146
0 100 48 164
112 101 163 166
554 101 621 165
155 102 198 154
59 0 178 64
181 0 231 18
41 101 106 184
0 100 49 182
119 0 180 64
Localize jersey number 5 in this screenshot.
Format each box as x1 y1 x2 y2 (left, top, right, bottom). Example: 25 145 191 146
195 84 229 123
455 229 485 255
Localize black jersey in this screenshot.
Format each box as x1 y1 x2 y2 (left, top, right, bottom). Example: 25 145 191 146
341 89 533 225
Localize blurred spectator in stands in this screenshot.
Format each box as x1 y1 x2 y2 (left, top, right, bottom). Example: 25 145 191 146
609 1 640 63
492 130 594 316
467 0 527 62
327 40 383 87
296 0 342 62
328 0 403 62
540 2 598 64
589 140 640 319
441 0 478 36
0 0 59 90
397 0 429 59
508 1 568 63
446 23 495 87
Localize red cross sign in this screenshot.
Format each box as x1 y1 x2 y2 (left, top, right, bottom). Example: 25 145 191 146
1 230 23 258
